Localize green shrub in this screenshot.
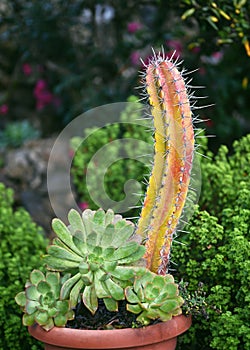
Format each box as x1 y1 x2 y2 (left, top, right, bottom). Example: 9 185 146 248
173 134 250 350
0 183 48 350
71 96 153 219
200 133 250 217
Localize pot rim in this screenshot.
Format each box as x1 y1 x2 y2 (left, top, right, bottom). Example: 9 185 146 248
28 314 192 349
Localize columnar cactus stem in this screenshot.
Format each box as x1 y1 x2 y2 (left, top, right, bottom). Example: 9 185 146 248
136 52 195 275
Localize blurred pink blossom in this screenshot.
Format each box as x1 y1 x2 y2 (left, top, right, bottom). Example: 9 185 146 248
33 79 61 111
127 22 142 34
130 51 141 65
0 104 9 114
22 63 32 76
78 202 89 211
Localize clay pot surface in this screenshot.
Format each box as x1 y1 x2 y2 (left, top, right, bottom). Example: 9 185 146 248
28 315 191 350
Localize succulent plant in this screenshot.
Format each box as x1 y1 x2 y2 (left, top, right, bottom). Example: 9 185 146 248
125 271 183 325
43 208 146 314
15 270 74 331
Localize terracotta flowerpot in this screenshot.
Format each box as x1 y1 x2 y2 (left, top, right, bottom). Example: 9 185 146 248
28 315 191 350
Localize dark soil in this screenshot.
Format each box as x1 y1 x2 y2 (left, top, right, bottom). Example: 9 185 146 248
66 299 158 330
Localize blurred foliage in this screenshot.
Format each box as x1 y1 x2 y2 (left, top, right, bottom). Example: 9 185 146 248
173 133 250 349
0 120 40 149
0 0 249 146
0 182 47 349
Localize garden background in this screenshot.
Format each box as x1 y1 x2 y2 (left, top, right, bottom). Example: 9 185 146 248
0 1 249 349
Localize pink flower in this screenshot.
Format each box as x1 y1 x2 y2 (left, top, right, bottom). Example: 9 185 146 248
0 104 9 114
22 63 32 76
33 79 60 111
127 22 142 34
78 202 89 211
130 51 141 65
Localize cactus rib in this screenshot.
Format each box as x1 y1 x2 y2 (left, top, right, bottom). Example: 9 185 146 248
136 52 195 275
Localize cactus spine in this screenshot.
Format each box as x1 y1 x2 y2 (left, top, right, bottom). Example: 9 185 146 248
136 52 195 275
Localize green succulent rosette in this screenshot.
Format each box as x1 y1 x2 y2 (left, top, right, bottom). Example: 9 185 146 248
43 208 146 314
15 270 74 331
125 271 184 325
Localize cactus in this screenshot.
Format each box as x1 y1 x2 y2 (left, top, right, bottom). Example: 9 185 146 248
136 51 195 275
43 208 146 314
125 271 183 325
15 270 74 331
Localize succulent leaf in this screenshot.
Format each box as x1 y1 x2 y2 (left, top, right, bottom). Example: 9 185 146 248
82 285 98 314
68 209 87 240
15 291 27 308
51 218 82 256
69 278 85 308
30 269 45 285
103 297 118 312
60 273 81 300
47 245 83 263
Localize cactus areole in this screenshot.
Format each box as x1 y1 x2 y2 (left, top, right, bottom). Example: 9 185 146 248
136 52 195 275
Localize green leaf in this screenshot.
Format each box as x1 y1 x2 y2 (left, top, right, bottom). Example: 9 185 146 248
112 224 134 247
103 246 115 259
79 261 89 274
69 278 85 308
160 300 179 313
82 209 95 235
47 307 58 317
15 291 26 307
43 255 79 271
42 318 55 331
105 209 115 226
52 218 82 255
126 304 142 314
181 8 195 20
23 313 35 326
37 281 51 294
82 285 98 314
110 241 139 261
60 273 81 300
56 300 70 314
35 311 49 325
30 270 45 285
46 272 60 296
94 270 109 298
26 285 40 301
86 231 97 246
104 278 124 300
25 300 40 314
155 309 172 322
54 314 68 327
47 245 83 262
110 266 135 281
93 209 106 236
125 287 140 303
100 224 115 247
103 298 118 312
68 209 86 240
118 246 146 264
